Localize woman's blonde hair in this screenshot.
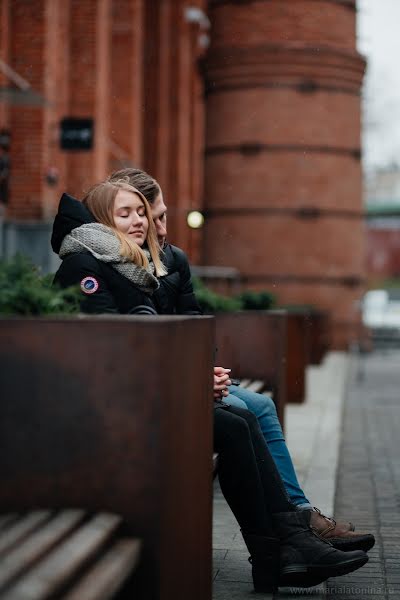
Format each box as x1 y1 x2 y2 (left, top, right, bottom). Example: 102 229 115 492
82 180 166 277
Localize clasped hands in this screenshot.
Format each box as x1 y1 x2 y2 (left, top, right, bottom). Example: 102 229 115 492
214 366 232 400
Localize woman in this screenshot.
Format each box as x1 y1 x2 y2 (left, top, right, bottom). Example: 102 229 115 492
52 180 166 314
51 180 368 592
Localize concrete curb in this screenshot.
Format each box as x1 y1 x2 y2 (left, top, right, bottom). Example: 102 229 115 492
285 351 349 516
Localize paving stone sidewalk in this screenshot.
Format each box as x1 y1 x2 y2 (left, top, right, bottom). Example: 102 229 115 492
325 349 400 600
213 349 400 599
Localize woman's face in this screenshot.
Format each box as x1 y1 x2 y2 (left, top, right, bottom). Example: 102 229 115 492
113 189 149 246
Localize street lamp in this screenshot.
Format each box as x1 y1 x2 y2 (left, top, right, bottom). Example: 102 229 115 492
187 210 204 229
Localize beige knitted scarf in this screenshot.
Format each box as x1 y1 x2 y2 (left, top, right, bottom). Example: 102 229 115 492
59 223 159 294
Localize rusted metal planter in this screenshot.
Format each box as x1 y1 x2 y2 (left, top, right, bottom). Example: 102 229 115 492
285 312 309 404
306 309 331 365
0 315 215 600
285 309 331 403
288 308 331 365
214 311 287 428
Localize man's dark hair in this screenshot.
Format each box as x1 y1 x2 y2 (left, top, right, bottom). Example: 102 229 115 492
108 168 160 204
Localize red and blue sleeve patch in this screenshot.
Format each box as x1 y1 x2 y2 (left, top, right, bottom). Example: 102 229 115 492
80 276 99 295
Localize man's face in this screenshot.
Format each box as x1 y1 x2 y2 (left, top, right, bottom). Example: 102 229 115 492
151 191 168 245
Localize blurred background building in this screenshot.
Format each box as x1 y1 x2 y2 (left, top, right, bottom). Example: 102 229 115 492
0 0 367 348
364 166 400 283
357 0 400 329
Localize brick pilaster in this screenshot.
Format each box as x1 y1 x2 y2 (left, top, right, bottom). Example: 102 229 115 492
141 0 207 260
7 0 46 219
66 0 111 197
109 0 144 171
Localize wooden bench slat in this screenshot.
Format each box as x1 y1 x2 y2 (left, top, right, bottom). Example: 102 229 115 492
0 512 52 557
238 379 251 388
245 380 265 393
0 510 85 592
61 538 141 600
236 379 273 398
0 515 19 533
1 513 122 600
212 453 218 475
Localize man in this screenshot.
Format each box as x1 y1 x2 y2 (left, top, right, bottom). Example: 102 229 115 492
108 168 374 552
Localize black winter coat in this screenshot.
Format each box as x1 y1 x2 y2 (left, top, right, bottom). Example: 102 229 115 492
153 243 201 315
51 193 157 315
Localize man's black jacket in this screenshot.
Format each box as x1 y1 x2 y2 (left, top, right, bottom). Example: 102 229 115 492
154 243 202 315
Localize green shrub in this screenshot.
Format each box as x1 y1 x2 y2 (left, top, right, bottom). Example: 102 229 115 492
192 277 242 313
192 278 275 313
235 290 276 311
0 255 80 315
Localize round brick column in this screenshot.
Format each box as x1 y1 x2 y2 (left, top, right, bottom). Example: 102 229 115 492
203 0 366 348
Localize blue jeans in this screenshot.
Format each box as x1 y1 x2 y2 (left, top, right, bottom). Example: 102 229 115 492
227 385 312 509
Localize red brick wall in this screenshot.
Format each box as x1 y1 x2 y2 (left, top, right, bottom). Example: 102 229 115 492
107 0 207 261
7 0 46 218
203 0 366 348
138 0 207 259
66 0 110 197
210 0 357 50
2 0 111 216
2 0 206 262
41 0 70 218
109 0 144 169
0 0 11 129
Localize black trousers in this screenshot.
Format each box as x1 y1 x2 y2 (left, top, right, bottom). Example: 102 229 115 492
214 404 294 536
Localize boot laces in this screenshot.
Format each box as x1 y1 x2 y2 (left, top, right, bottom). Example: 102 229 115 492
313 506 337 528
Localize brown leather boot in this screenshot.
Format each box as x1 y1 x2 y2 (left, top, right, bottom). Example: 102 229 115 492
309 508 375 553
